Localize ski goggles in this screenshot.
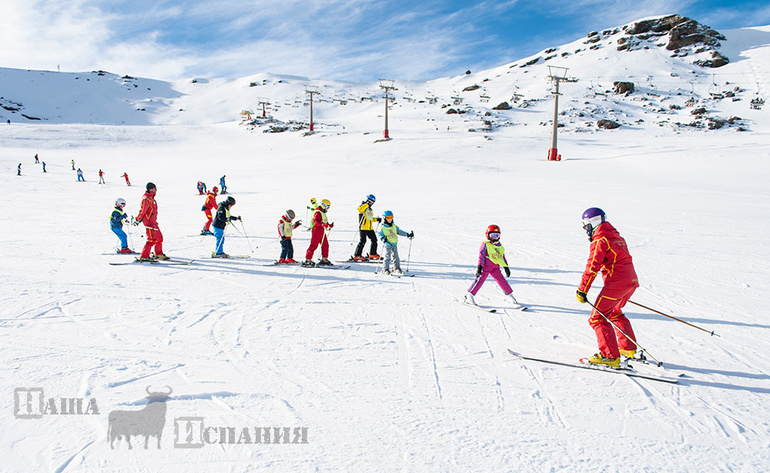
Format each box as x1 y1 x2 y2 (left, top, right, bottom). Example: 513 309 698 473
488 232 500 240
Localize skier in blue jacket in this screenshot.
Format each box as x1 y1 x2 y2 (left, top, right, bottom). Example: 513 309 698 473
110 198 133 253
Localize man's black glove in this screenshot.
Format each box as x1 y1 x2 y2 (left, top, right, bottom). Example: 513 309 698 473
475 265 482 278
504 267 510 277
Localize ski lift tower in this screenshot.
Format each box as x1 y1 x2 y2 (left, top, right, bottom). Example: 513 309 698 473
257 97 270 118
305 86 320 132
379 79 397 139
546 66 577 161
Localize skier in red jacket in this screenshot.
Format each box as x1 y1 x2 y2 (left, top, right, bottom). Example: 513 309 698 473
201 186 219 235
135 182 167 261
576 208 639 368
303 199 333 266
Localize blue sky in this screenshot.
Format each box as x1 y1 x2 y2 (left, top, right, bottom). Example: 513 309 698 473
1 0 768 82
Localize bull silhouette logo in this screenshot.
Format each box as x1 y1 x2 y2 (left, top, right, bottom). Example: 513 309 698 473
108 386 172 449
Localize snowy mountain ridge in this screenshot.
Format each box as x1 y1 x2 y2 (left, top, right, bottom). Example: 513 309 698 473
1 14 768 134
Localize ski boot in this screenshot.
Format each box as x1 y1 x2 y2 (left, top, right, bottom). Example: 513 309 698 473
353 255 368 262
212 252 229 258
392 268 403 275
317 258 333 266
286 258 298 264
587 353 621 368
154 254 170 261
119 247 134 254
302 259 316 267
368 254 380 260
381 269 391 275
277 258 288 264
463 292 477 306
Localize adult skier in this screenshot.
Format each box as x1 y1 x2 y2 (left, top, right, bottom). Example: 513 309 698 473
219 175 227 194
464 225 519 306
76 168 85 181
303 199 333 266
121 173 131 186
98 169 105 184
212 196 241 258
196 181 206 195
377 210 413 275
353 194 381 261
110 198 133 253
576 208 639 368
277 209 302 263
201 186 219 235
17 163 21 176
135 182 167 261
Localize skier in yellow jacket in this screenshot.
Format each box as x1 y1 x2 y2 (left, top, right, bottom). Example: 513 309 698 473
353 194 381 261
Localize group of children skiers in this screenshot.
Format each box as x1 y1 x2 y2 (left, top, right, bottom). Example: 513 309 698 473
110 185 640 369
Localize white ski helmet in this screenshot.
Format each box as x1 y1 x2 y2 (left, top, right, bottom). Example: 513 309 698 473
115 198 126 207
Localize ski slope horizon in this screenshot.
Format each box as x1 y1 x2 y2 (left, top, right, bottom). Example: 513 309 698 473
2 13 770 473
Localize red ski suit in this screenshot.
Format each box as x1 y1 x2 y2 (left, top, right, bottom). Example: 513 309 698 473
305 209 331 260
579 222 639 358
202 192 218 231
137 190 163 258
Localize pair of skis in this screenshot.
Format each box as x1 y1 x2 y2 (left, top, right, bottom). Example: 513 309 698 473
109 257 194 266
508 349 681 384
460 300 527 312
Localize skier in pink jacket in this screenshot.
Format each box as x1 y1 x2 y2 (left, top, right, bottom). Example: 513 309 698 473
464 225 520 307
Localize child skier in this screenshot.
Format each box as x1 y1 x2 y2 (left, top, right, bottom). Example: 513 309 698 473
277 210 302 264
464 225 521 307
110 198 133 253
201 186 219 235
212 196 240 258
353 194 381 261
196 181 206 195
303 199 333 266
121 172 131 186
377 210 413 275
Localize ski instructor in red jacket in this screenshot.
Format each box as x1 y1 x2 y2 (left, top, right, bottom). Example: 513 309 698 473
576 208 639 368
135 182 167 261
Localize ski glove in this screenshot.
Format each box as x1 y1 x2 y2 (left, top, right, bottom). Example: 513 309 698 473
504 267 510 277
201 205 206 211
407 231 414 239
476 265 483 278
576 290 588 304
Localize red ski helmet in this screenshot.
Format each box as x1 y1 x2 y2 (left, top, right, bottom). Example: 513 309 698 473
212 186 219 194
486 224 501 241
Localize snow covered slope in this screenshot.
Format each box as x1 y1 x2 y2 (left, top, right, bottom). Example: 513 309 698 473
1 14 769 473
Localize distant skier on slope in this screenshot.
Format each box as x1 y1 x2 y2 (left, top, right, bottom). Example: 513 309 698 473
134 182 167 261
377 210 413 275
353 194 381 261
76 168 85 181
212 196 240 258
303 199 333 266
464 225 519 307
201 186 219 235
17 163 21 176
121 172 131 186
98 169 105 184
576 207 639 368
277 209 302 264
110 198 133 253
219 175 227 194
197 181 206 195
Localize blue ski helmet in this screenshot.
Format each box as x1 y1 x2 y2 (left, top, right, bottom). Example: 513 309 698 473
383 210 394 220
366 194 376 203
581 207 606 239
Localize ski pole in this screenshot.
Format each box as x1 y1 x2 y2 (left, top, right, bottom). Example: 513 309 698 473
586 300 663 367
238 219 256 252
629 300 719 337
405 237 413 273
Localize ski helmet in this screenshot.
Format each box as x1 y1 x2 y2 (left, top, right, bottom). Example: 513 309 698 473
366 194 376 203
383 210 394 220
212 186 219 194
320 199 331 210
285 209 296 220
486 224 501 241
581 207 606 239
115 198 126 207
146 182 156 191
226 196 236 206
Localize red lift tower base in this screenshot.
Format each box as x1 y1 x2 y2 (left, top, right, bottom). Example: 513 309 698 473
547 148 561 161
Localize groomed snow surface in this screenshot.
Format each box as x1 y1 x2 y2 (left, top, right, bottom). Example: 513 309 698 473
2 120 769 472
